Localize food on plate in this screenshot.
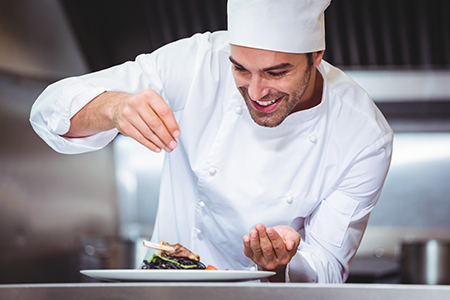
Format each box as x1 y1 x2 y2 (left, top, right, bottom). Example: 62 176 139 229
141 240 226 270
141 254 206 270
158 240 200 261
141 240 205 269
142 240 200 261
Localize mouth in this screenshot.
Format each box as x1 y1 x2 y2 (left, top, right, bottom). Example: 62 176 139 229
255 99 278 106
251 96 284 113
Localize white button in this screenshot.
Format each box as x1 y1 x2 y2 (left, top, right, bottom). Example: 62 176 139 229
249 266 256 271
195 228 202 234
235 106 243 114
309 135 317 143
199 201 205 207
285 195 294 204
209 167 217 176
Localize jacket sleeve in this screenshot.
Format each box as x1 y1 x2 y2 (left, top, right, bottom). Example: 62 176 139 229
29 32 208 154
29 54 165 154
288 132 393 283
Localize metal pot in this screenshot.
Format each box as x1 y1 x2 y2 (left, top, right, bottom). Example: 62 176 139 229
400 239 450 285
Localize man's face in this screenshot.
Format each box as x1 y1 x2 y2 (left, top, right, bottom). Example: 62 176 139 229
229 45 315 127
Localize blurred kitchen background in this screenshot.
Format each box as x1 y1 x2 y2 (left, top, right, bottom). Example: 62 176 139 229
1 0 450 284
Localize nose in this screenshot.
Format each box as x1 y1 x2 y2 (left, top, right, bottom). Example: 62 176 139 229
248 76 269 100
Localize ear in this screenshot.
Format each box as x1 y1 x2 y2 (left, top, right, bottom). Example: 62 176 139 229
313 50 325 67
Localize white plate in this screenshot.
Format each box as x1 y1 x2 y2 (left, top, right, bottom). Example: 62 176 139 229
80 269 275 282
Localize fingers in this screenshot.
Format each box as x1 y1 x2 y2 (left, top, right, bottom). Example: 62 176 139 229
242 224 295 270
254 224 276 263
120 121 165 153
242 235 252 258
119 108 165 152
134 90 179 151
266 227 290 261
272 225 301 254
116 90 180 152
286 240 296 251
135 103 176 152
284 235 299 253
146 90 180 140
249 227 265 262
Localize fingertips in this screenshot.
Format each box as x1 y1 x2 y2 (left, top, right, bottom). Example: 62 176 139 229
243 245 253 259
266 227 275 237
255 223 266 232
266 227 286 255
249 229 258 239
286 240 296 251
266 227 283 244
255 223 268 239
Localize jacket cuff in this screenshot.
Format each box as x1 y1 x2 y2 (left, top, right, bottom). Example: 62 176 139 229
286 251 318 282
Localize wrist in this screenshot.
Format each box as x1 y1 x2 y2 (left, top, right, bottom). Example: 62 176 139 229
101 91 128 128
265 265 287 282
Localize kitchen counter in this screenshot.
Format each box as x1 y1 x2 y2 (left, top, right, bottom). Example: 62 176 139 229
1 282 450 300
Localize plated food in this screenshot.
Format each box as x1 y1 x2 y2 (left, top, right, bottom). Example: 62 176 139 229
141 254 206 270
141 240 215 270
81 240 275 281
142 240 200 261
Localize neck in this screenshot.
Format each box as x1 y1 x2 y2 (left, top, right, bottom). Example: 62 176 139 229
292 67 324 113
312 68 324 107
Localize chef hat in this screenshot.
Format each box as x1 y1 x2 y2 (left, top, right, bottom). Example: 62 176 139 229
227 0 331 53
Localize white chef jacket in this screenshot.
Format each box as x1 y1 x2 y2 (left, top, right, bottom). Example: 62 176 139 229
30 31 393 283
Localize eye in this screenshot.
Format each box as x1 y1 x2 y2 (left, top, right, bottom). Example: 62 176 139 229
233 64 248 73
268 71 287 78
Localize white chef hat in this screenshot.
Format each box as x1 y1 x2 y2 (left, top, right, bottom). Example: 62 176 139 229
227 0 331 53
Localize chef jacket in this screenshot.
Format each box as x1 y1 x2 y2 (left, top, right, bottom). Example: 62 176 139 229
30 31 393 283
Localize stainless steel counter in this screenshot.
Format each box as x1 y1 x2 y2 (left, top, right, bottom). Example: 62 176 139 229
1 282 450 300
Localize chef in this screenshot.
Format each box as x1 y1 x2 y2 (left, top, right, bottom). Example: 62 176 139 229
30 0 393 282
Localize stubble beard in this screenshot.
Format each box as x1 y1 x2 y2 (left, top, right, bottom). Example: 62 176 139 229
239 67 313 128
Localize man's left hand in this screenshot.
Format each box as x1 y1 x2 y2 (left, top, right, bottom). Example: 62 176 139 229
243 224 301 282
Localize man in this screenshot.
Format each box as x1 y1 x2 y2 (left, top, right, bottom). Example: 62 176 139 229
30 0 393 282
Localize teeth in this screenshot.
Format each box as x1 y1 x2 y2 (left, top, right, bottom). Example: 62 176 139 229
255 99 277 106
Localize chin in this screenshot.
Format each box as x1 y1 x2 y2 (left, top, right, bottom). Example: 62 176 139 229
248 112 287 128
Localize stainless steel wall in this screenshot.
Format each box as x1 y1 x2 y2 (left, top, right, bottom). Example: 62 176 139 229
0 0 118 283
0 71 120 283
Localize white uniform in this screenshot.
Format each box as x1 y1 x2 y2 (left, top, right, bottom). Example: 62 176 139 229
30 31 393 283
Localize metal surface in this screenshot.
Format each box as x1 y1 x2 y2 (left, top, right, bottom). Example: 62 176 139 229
347 70 450 103
0 71 118 284
2 283 450 300
401 239 450 285
366 133 450 228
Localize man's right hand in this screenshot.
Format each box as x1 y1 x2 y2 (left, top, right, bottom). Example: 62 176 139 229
63 89 180 153
111 90 180 153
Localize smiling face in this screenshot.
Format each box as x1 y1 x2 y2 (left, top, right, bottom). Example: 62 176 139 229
229 45 322 127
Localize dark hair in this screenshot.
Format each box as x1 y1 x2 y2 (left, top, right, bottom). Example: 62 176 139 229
306 53 313 68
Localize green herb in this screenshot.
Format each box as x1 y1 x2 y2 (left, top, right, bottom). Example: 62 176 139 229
147 254 200 269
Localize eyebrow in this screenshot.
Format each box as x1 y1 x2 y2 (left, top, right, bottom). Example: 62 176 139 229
229 56 294 72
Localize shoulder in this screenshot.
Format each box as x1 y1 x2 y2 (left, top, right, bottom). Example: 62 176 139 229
150 31 230 59
321 61 372 110
321 61 392 139
141 31 230 81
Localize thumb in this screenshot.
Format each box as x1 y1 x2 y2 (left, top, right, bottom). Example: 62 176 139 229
286 240 296 251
